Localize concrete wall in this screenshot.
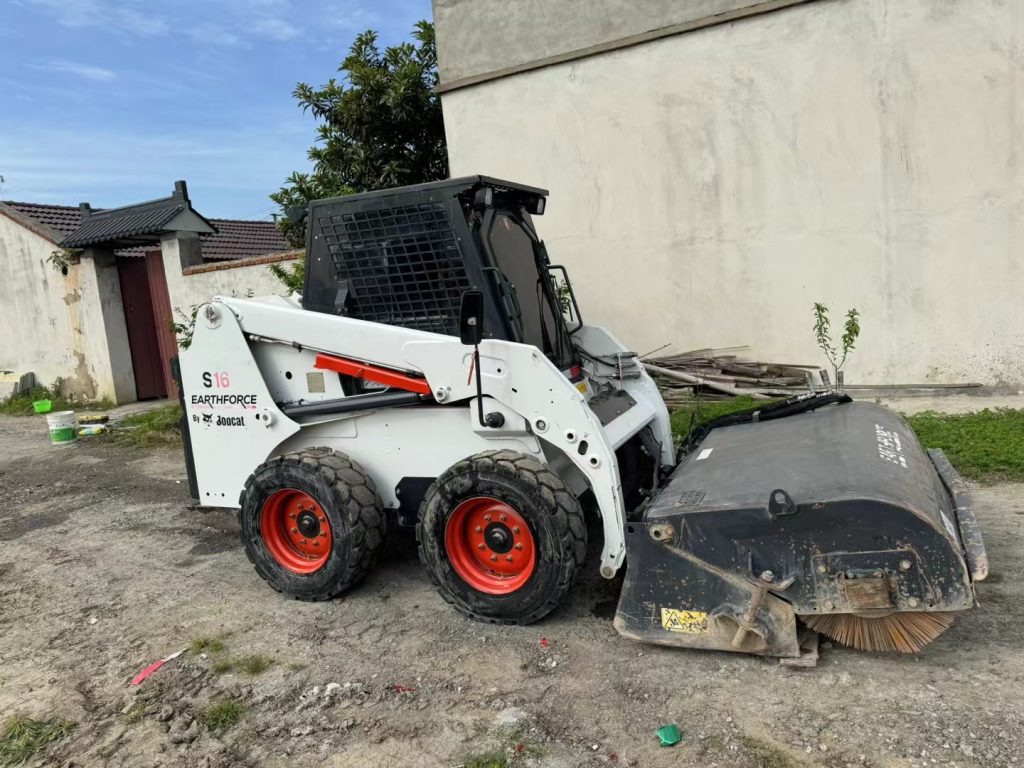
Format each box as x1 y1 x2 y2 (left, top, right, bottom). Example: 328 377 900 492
0 214 128 400
434 0 815 86
439 0 1024 386
160 234 298 316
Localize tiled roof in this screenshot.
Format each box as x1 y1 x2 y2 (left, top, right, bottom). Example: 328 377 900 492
1 198 289 261
60 181 213 248
198 218 289 261
62 199 190 248
2 201 83 238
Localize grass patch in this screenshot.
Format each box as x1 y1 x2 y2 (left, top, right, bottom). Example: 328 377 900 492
461 750 509 768
459 734 543 768
211 654 273 676
905 408 1024 483
235 654 273 675
199 700 245 731
108 404 182 447
740 735 799 768
190 636 226 655
669 395 771 440
0 716 75 768
670 396 1024 484
0 385 113 417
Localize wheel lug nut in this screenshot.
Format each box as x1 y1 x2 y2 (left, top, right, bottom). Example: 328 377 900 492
483 514 491 522
475 526 482 533
490 554 498 562
301 539 307 544
512 526 520 534
478 543 485 550
291 528 298 533
320 532 327 537
515 543 523 550
506 555 513 562
500 514 507 522
289 512 296 518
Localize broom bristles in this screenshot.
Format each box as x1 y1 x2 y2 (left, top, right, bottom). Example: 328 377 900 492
803 612 956 653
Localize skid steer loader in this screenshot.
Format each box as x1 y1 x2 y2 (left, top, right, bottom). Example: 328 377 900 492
177 176 987 657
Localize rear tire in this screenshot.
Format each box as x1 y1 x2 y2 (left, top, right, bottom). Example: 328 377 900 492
417 450 586 625
239 447 384 601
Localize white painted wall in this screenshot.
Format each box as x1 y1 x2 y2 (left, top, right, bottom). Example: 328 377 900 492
0 214 127 400
160 236 295 314
440 0 1024 386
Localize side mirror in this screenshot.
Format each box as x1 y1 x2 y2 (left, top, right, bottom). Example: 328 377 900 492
459 290 484 346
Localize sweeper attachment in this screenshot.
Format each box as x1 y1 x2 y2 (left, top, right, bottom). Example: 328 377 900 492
176 176 987 658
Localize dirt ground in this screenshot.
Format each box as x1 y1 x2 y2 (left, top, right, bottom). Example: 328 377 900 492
1 415 1022 768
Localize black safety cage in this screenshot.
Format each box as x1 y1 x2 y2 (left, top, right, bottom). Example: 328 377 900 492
302 176 580 369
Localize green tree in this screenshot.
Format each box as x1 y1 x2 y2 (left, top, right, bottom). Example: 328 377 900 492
271 21 448 247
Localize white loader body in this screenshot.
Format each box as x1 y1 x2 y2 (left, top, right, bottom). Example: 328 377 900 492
180 294 673 576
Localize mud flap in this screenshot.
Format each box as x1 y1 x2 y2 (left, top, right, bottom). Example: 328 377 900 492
613 519 801 657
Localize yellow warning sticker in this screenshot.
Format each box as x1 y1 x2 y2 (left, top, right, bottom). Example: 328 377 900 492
576 381 589 395
661 608 709 634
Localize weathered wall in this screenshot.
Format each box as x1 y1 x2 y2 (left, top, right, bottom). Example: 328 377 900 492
439 0 1024 386
433 0 816 86
0 214 117 399
160 235 297 316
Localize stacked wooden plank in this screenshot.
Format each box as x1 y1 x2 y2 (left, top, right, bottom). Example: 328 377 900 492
642 347 821 403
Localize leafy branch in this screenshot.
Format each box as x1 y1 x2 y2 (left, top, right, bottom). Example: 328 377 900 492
812 303 861 389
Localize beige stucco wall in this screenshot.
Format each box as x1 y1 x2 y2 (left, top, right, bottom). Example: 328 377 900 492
160 235 296 316
0 214 133 401
440 0 1024 386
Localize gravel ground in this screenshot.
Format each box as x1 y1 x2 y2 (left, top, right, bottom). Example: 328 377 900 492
0 414 1021 768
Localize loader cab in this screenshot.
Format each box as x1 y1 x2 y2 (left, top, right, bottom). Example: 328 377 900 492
465 189 577 370
301 176 581 371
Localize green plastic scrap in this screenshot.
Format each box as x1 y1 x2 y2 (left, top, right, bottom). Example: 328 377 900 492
657 724 682 747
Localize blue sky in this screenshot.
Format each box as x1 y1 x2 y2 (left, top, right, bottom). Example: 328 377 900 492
0 0 433 219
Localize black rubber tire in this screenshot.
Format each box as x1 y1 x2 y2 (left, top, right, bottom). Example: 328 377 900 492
239 447 384 601
417 449 586 625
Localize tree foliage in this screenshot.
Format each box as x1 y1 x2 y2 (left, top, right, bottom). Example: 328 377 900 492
271 21 448 246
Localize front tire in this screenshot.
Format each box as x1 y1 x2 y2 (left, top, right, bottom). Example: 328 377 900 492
417 450 586 625
239 448 384 601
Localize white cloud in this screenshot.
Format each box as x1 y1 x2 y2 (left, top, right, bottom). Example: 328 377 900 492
31 60 118 82
186 23 246 48
251 17 299 41
26 0 169 36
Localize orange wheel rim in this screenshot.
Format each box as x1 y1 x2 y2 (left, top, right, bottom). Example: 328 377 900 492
444 497 536 595
259 489 332 574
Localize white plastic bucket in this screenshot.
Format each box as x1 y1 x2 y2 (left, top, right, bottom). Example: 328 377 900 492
46 410 78 445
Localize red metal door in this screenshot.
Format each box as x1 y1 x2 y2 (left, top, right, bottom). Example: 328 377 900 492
118 256 167 400
144 250 179 398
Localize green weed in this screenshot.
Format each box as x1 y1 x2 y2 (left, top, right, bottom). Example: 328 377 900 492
461 751 508 768
190 636 226 655
235 655 273 675
199 700 245 731
0 385 113 417
108 405 182 447
0 716 75 768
